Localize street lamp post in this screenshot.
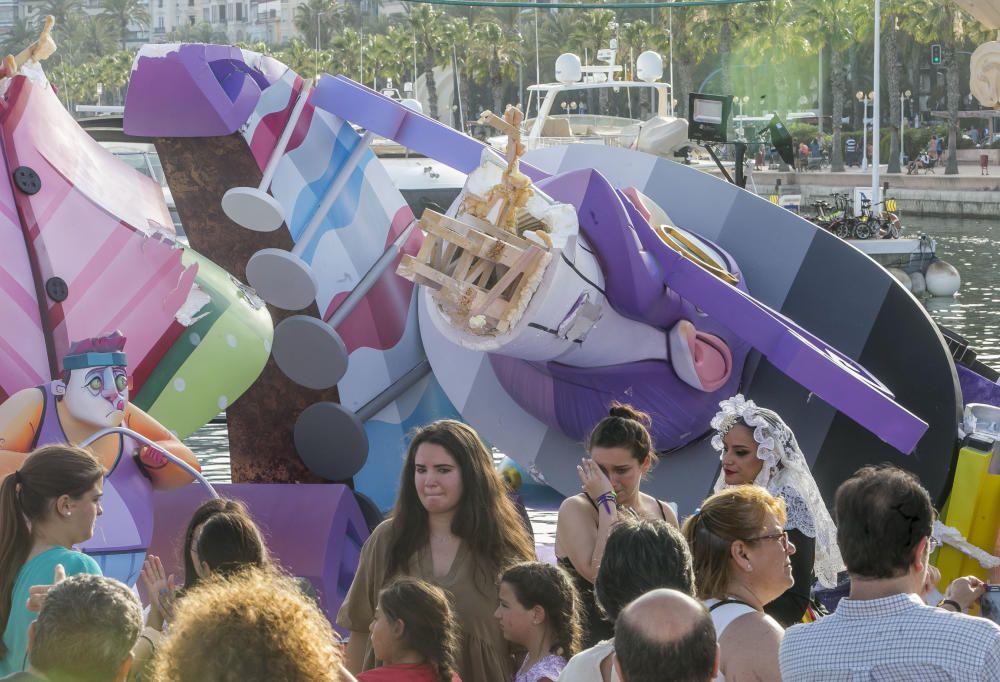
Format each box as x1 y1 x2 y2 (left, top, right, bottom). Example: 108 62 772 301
856 90 873 171
871 0 880 204
900 88 911 167
736 95 749 140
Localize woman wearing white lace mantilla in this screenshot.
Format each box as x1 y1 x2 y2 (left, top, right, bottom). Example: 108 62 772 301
710 394 845 626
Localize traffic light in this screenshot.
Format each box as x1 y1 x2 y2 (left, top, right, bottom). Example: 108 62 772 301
931 44 942 65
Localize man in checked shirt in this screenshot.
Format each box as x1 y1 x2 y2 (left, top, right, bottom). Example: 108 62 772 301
779 465 1000 681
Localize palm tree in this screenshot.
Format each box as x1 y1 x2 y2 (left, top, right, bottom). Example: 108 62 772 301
100 0 149 49
902 2 989 174
407 5 448 120
293 0 345 50
441 19 472 126
63 15 119 62
882 4 904 173
0 17 36 56
794 0 868 172
467 21 521 115
39 0 83 32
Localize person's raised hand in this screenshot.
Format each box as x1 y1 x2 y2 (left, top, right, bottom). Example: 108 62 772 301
26 564 65 612
944 575 987 611
141 554 178 624
577 458 614 502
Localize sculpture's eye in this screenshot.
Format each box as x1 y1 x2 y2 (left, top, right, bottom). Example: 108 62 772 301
88 376 103 391
115 375 128 392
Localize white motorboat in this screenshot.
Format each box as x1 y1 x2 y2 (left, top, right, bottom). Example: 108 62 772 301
488 51 689 160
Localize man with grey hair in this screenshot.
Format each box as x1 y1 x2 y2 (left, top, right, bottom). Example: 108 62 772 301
612 588 719 682
1 574 142 682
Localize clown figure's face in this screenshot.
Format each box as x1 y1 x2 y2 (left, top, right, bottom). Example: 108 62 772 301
63 365 129 428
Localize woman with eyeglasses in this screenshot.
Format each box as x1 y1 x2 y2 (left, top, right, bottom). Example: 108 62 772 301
683 485 794 682
709 395 845 626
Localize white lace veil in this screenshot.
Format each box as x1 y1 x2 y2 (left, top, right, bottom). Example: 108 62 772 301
710 394 845 588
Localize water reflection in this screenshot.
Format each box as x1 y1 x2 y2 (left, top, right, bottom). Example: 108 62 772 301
909 216 1000 364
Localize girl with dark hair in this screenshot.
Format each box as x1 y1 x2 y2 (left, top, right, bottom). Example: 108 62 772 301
359 578 461 682
554 402 678 646
338 420 536 681
181 497 252 590
136 499 270 679
140 498 258 633
495 562 581 682
0 445 105 675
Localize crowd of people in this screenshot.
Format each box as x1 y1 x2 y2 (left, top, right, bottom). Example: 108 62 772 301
0 395 998 681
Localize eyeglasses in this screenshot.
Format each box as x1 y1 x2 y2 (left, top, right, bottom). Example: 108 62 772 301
745 531 792 552
927 536 942 553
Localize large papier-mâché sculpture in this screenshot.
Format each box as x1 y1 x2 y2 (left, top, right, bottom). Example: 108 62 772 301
122 46 959 515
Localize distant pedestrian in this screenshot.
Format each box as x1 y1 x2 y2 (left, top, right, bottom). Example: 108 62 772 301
845 137 858 166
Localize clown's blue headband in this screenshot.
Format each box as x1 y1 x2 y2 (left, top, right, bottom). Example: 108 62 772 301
63 352 128 371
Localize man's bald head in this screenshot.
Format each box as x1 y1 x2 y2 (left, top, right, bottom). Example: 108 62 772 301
613 589 718 682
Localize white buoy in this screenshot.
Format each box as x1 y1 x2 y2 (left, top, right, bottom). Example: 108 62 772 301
909 271 927 297
925 260 961 297
887 267 912 292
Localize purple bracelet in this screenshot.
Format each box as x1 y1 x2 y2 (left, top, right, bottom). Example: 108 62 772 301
596 491 618 515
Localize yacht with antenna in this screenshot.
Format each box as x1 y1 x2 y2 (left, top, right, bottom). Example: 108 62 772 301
489 48 689 158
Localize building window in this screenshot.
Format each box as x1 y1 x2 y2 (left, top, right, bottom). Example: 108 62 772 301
204 6 210 20
157 15 164 26
217 4 225 21
235 2 242 20
188 14 195 23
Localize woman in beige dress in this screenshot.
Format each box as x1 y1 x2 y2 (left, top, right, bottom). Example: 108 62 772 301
338 420 536 681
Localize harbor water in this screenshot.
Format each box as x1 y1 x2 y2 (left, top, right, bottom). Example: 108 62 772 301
184 216 1000 545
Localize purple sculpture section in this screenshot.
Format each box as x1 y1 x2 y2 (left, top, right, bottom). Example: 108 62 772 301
125 45 277 138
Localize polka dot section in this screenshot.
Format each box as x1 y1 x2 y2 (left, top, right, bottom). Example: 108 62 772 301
226 334 238 348
189 332 201 346
218 395 228 410
173 378 186 392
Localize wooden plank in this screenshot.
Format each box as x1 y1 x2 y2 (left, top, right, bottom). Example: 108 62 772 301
464 215 533 249
451 250 476 281
470 245 543 317
478 111 519 138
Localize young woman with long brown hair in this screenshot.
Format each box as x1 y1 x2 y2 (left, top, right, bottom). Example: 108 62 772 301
338 420 535 681
0 445 105 676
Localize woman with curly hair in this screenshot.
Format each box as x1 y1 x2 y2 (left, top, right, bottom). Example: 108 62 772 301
360 578 460 682
338 420 536 681
495 562 581 682
148 568 356 681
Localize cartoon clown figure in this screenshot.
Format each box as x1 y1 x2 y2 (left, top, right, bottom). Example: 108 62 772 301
0 331 201 584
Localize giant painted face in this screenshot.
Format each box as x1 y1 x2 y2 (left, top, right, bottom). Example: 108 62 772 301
63 364 129 428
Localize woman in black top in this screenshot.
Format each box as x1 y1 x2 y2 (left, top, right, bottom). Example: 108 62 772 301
554 402 678 646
